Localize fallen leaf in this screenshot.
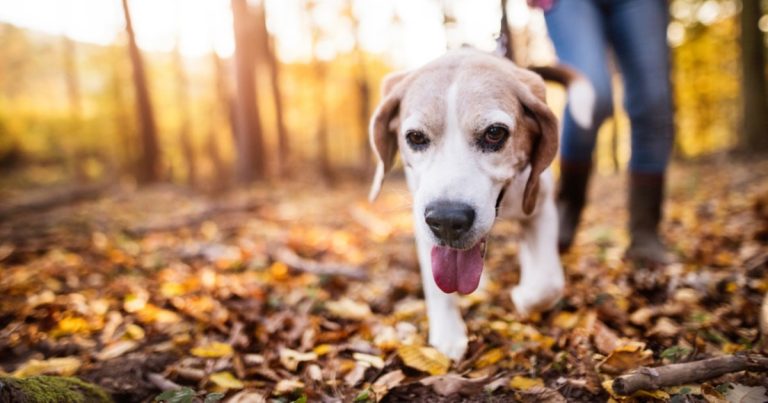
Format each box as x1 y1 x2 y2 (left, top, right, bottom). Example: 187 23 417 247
279 347 317 372
345 361 369 387
325 298 372 321
420 374 490 396
371 370 406 400
191 341 233 358
598 341 654 374
209 371 244 390
518 386 567 403
273 379 305 395
12 357 82 377
592 320 621 355
397 345 451 375
95 339 138 361
601 379 670 401
552 311 580 330
353 352 384 369
474 347 506 369
723 383 768 403
509 375 544 391
227 390 267 403
646 317 680 338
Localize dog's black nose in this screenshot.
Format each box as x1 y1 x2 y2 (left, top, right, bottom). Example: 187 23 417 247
425 201 475 242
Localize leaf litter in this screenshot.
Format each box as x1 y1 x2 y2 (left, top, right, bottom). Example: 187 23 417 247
0 161 767 401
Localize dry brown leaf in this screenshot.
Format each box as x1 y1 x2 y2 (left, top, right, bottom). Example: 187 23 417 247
353 352 384 369
95 339 138 361
12 357 82 377
601 379 670 401
723 383 768 403
344 361 370 387
518 386 567 403
629 307 657 326
646 317 680 338
701 383 728 403
592 320 621 355
273 379 305 395
420 374 491 396
371 370 406 401
397 345 451 375
228 390 267 403
597 341 654 374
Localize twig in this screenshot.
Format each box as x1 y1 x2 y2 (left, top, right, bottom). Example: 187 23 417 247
612 353 768 396
272 247 368 281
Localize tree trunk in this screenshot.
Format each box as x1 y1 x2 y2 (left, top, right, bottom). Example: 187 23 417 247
740 0 768 152
231 0 266 184
254 2 290 176
121 0 161 184
349 1 372 175
61 36 88 184
173 44 196 187
307 1 333 183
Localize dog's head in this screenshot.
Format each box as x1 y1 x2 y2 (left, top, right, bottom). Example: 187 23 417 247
368 50 559 295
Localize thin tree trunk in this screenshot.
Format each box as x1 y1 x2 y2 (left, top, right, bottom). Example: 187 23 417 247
121 0 161 184
61 36 88 183
349 1 372 175
740 0 768 151
109 45 135 178
231 0 266 183
316 62 333 183
173 44 196 187
255 2 290 176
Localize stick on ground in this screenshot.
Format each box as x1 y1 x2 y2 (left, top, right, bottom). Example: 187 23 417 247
612 353 768 396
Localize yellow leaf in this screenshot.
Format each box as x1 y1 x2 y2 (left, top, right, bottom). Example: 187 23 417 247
313 344 333 356
13 357 82 377
598 341 654 374
125 324 145 340
52 316 90 337
552 311 580 330
509 376 544 391
397 345 451 375
209 371 244 390
191 341 233 358
475 348 506 369
325 298 372 321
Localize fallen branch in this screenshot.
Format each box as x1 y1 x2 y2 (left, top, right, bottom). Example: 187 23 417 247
272 247 368 281
125 200 261 236
612 353 768 396
0 182 112 219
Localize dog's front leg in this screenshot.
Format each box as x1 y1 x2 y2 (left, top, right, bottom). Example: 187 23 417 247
511 188 565 316
415 230 468 361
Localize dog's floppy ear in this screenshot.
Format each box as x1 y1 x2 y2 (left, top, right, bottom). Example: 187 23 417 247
513 68 559 215
369 70 410 201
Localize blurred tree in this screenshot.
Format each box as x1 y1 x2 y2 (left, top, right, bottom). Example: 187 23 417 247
347 1 372 175
61 36 88 183
254 1 290 176
232 0 266 183
121 0 161 184
209 52 235 191
307 1 334 183
739 0 768 151
498 0 516 62
172 42 197 187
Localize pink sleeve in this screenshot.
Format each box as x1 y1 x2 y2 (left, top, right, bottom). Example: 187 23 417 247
527 0 555 11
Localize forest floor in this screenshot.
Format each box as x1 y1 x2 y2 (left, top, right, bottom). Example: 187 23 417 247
1 157 767 402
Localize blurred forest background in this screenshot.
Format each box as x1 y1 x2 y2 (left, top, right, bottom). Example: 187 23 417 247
0 0 766 197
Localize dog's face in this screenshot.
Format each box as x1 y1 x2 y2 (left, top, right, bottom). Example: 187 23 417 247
369 50 558 295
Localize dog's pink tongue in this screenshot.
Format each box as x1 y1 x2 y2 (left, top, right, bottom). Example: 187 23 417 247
431 243 484 295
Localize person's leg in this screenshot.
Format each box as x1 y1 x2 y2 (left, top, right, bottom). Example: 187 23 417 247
544 0 613 251
606 0 675 264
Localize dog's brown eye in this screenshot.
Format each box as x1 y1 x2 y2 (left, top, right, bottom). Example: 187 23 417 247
406 130 430 151
478 125 509 152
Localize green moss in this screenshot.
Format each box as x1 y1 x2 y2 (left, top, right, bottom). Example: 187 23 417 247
0 376 112 403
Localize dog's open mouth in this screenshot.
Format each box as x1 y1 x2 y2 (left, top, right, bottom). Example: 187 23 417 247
431 238 487 295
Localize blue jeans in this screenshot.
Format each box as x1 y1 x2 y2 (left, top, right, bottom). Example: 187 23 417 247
545 0 674 173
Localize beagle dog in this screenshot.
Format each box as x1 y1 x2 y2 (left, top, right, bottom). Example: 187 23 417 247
368 49 593 360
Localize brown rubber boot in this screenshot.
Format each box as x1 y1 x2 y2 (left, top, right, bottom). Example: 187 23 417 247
625 173 675 265
557 161 592 252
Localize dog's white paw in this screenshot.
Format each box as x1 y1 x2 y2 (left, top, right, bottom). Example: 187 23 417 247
510 277 564 317
428 312 468 361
